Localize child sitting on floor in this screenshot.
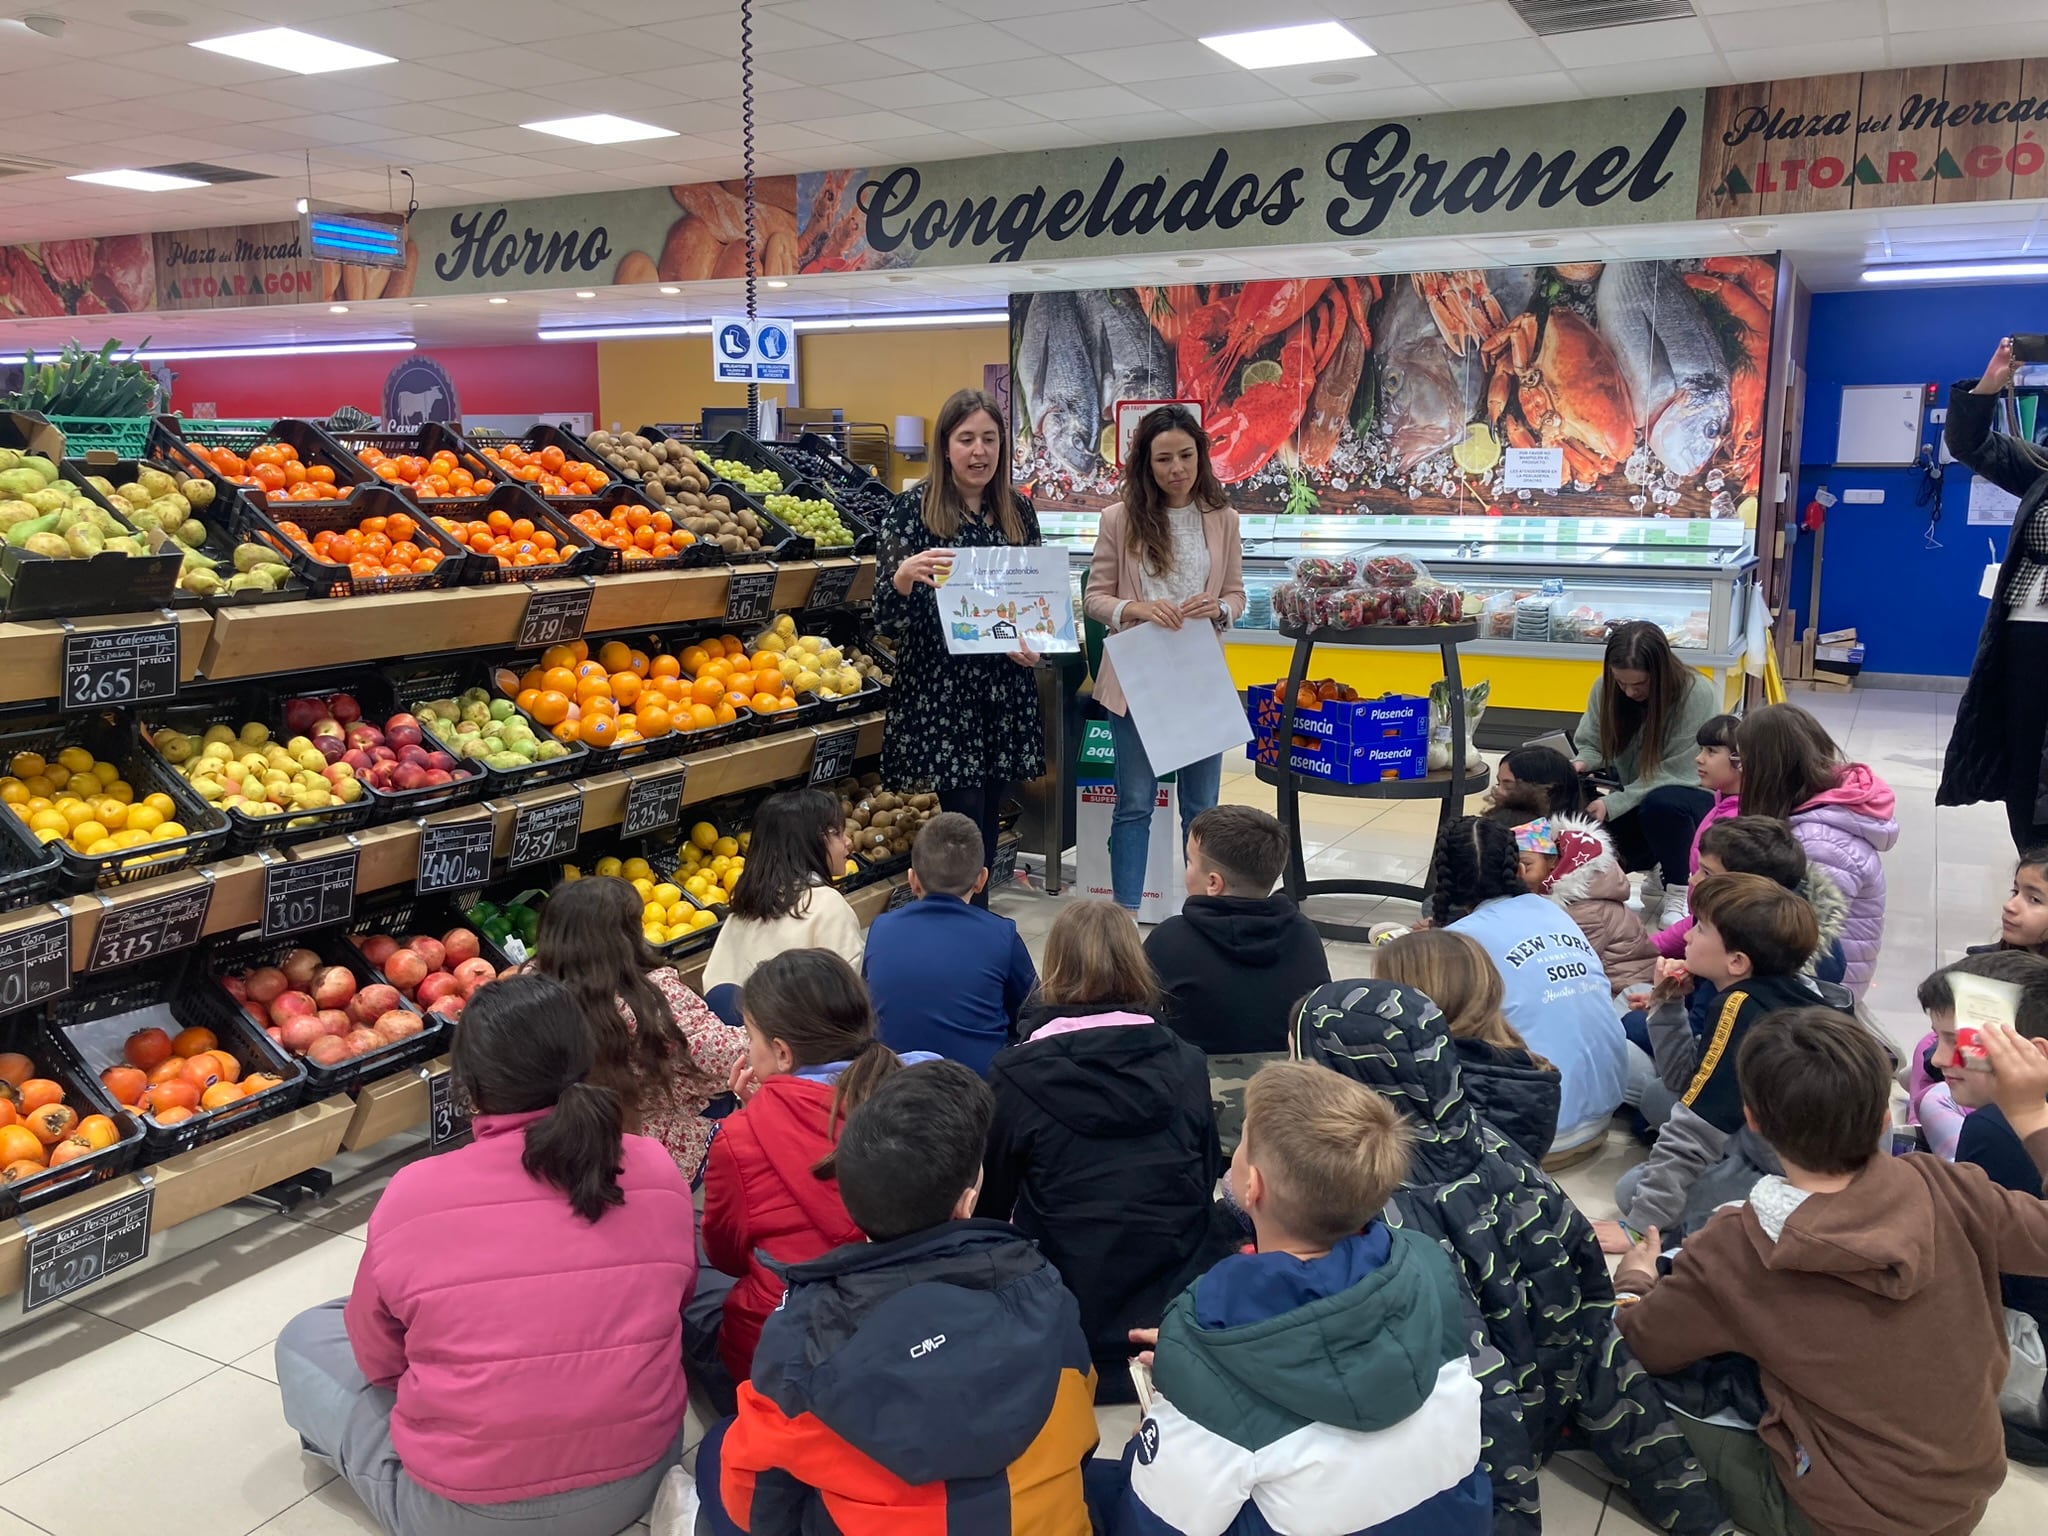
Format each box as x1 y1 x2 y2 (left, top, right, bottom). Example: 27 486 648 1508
1914 950 2048 1161
1513 815 1660 993
1489 744 1585 820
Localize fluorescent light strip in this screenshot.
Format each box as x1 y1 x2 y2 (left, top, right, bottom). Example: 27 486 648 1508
0 340 416 365
191 27 395 74
1862 260 2048 284
536 310 1008 342
536 323 712 341
1200 21 1374 70
522 114 675 145
69 169 207 192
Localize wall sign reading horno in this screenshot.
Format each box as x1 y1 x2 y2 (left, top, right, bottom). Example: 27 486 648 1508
1699 59 2048 217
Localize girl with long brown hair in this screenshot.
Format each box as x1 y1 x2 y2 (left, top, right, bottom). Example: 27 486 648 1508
1570 620 1720 927
533 875 744 1182
1083 404 1246 911
874 387 1044 906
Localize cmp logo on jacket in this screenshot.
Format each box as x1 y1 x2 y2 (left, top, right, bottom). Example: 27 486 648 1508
909 1334 946 1359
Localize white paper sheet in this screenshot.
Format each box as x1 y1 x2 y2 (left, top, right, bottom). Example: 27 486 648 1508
1103 619 1252 775
1969 477 2021 526
936 545 1080 655
1502 446 1565 490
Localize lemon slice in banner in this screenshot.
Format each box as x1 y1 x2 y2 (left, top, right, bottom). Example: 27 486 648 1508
1452 423 1502 476
1099 425 1118 461
1241 359 1284 391
1738 496 1758 528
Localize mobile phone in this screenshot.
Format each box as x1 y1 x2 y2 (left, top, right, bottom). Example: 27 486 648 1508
1129 1358 1155 1413
2013 333 2048 364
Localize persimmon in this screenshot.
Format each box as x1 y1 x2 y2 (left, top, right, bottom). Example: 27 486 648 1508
171 1026 218 1058
75 1114 118 1150
0 1124 45 1166
25 1104 77 1146
0 1052 31 1086
16 1079 61 1113
100 1066 146 1105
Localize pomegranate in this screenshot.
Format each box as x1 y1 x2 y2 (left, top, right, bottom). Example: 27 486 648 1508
382 948 430 994
221 974 248 1003
123 1027 173 1070
349 984 401 1025
315 1009 352 1038
281 947 322 989
270 991 317 1021
245 967 289 1004
427 995 464 1023
360 935 399 966
373 1009 421 1043
405 936 446 972
416 971 461 1007
278 1013 331 1053
265 1026 284 1045
453 957 498 997
342 1028 384 1057
312 966 357 1010
307 1035 351 1066
440 928 480 967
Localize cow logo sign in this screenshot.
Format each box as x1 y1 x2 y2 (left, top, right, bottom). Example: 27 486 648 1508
383 355 460 428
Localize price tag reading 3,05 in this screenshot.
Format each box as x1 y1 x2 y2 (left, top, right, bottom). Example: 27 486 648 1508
24 1184 153 1313
0 912 71 1017
61 623 179 711
261 850 357 940
508 796 582 871
88 884 212 972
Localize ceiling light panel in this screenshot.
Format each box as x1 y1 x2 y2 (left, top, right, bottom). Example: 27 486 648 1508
523 114 676 145
68 169 207 191
191 27 396 75
1200 22 1375 71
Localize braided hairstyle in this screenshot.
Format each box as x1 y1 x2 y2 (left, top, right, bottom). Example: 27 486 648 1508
1428 815 1525 925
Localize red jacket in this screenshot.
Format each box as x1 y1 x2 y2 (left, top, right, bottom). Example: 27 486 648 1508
702 1073 864 1382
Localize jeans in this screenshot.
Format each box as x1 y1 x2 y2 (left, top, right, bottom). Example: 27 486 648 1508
937 780 1008 909
1107 708 1220 912
1604 784 1716 887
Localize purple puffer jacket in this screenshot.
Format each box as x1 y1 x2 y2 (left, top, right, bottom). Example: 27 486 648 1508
1788 764 1898 996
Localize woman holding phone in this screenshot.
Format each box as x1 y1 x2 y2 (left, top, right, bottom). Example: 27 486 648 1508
1084 406 1245 913
1942 336 2048 850
875 388 1044 905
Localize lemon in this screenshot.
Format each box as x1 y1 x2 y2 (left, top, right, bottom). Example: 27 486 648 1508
57 747 93 775
1451 422 1502 475
689 821 718 852
1241 358 1284 390
666 901 694 926
721 865 742 892
713 836 739 858
690 910 717 930
0 781 23 806
9 752 45 779
622 857 653 882
60 801 95 831
93 798 127 830
90 762 120 787
8 804 25 822
124 805 163 834
643 902 666 924
652 881 682 905
153 822 187 840
143 792 175 818
83 837 118 856
562 863 582 882
596 855 624 878
33 827 63 845
28 808 66 834
644 925 667 946
104 780 134 804
631 877 654 901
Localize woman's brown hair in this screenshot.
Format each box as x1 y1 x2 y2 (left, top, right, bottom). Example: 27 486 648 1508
1120 404 1228 577
741 949 899 1178
1597 620 1694 767
920 388 1026 545
1735 704 1846 823
1373 928 1548 1067
1036 898 1158 1009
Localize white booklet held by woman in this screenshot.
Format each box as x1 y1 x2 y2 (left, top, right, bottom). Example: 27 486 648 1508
936 546 1080 656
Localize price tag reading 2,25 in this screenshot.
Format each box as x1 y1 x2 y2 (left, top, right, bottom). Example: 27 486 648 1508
0 912 70 1017
621 764 687 840
61 623 179 711
24 1184 153 1313
88 883 212 972
724 568 778 626
261 850 357 940
516 584 594 651
416 817 495 895
508 796 582 871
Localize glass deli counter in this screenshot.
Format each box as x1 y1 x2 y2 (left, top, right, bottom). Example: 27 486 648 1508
1039 512 1756 719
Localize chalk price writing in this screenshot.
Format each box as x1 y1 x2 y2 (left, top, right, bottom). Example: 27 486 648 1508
508 796 581 870
24 1186 152 1314
621 765 687 840
805 563 858 612
61 624 178 711
516 585 593 650
428 1070 472 1151
416 819 495 894
0 913 71 1016
725 569 778 626
88 885 211 972
261 851 357 939
810 730 858 786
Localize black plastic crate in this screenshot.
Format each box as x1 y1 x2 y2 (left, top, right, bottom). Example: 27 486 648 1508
681 430 801 493
415 484 605 584
0 788 63 914
344 887 516 1017
708 479 811 563
0 416 184 621
73 454 308 609
320 419 498 496
497 642 735 762
245 485 471 600
151 415 373 514
203 922 446 1097
763 479 875 557
384 659 592 795
47 954 308 1161
139 691 375 856
0 1014 145 1221
776 433 882 496
554 483 724 573
0 713 229 892
464 423 625 494
276 671 485 823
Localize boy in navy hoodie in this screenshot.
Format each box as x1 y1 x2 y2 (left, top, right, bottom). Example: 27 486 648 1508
1114 1060 1490 1536
864 812 1036 1074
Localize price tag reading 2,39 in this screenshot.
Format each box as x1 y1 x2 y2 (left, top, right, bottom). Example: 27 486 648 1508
508 796 582 871
261 850 357 940
805 562 858 612
88 883 212 972
621 764 687 840
515 584 594 651
24 1184 153 1313
810 729 858 786
61 623 179 711
724 568 778 626
416 817 495 895
0 912 70 1017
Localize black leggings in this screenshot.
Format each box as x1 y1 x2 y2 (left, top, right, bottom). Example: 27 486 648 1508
937 780 1008 908
1604 783 1716 886
2003 621 2048 852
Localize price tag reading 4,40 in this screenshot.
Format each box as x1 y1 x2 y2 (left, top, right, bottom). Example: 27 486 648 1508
621 764 687 840
508 796 582 871
416 817 495 895
61 623 179 711
805 562 858 612
88 884 212 972
810 729 859 786
0 912 71 1017
724 568 778 626
427 1070 473 1151
261 850 357 940
24 1184 153 1314
516 584 594 651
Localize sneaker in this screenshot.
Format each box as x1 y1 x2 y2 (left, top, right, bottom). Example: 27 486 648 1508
1368 921 1412 945
1659 886 1690 931
648 1464 700 1536
1637 869 1664 914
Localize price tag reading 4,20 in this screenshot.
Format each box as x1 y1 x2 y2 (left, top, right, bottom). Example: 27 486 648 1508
428 1069 473 1151
516 584 594 651
621 764 687 840
24 1184 153 1313
416 818 495 895
88 883 212 972
805 562 858 612
724 568 778 627
0 912 71 1017
262 850 358 940
810 729 859 787
62 623 179 711
508 796 582 871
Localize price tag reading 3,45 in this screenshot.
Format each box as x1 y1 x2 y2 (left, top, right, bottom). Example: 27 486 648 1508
0 912 71 1017
516 584 594 651
262 850 357 939
805 562 858 612
62 623 178 711
24 1184 153 1314
621 764 687 840
724 569 778 626
88 884 212 972
416 817 495 895
508 796 582 871
810 729 858 786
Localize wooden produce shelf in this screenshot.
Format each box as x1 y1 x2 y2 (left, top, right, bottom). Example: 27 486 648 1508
0 608 217 707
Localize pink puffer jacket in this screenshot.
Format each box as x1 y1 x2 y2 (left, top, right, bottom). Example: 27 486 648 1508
1541 815 1660 992
1789 764 1899 996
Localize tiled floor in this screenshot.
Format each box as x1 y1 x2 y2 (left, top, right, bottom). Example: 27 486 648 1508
2 685 2044 1535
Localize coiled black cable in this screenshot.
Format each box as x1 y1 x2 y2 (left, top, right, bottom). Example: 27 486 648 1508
740 0 759 430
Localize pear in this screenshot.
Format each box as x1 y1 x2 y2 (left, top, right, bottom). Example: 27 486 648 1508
21 532 70 559
233 542 287 573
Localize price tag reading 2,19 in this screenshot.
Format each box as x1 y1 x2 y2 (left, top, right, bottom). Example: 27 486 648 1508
0 912 71 1017
428 1069 473 1151
61 623 179 711
416 817 495 895
508 796 582 871
724 568 778 626
810 729 859 787
805 562 858 612
24 1184 153 1314
515 584 594 652
621 764 687 841
88 883 212 972
261 850 357 940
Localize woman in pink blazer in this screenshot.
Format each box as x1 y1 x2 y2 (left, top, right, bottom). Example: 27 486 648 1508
1083 405 1246 911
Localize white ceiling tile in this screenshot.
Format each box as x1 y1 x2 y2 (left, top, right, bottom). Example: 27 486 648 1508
834 72 986 108
793 111 941 141
948 0 1132 17
1689 0 1833 9
964 121 1099 151
1430 73 1583 111
1254 57 1423 96
748 89 878 126
1399 39 1563 85
1306 85 1446 121
1568 56 1735 96
1064 40 1240 84
591 76 707 112
358 136 488 166
758 42 926 85
317 10 500 60
1722 37 1888 79
903 98 1047 131
1540 18 1711 69
392 0 604 44
422 90 573 126
340 103 507 136
1349 3 1533 51
1134 0 1345 36
437 153 573 180
436 127 567 155
1061 111 1209 143
87 42 278 87
538 28 709 73
772 0 976 40
1886 0 2048 27
1700 0 1884 50
1182 101 1339 132
1007 84 1162 118
1126 71 1284 109
1885 22 2048 65
569 0 733 20
941 57 1106 94
638 12 744 55
866 22 1049 68
847 132 1001 162
695 122 850 154
992 5 1186 49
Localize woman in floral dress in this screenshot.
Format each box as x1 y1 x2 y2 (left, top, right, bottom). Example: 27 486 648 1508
874 388 1046 906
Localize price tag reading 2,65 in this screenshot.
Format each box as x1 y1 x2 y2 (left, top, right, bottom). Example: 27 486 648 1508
24 1184 153 1313
508 796 582 871
516 584 593 651
724 568 778 626
621 764 687 840
0 912 70 1017
416 817 495 895
61 623 179 711
88 884 211 972
262 850 357 940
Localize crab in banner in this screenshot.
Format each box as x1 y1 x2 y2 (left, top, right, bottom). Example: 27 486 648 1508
1480 309 1636 484
1681 256 1775 488
1414 269 1513 353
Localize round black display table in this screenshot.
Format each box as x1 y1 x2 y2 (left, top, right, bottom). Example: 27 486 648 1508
1255 617 1488 942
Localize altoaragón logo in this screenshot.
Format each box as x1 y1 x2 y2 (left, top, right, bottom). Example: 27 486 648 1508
859 106 1689 264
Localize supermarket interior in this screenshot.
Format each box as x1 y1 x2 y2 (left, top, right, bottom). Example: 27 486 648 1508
4 1 2048 1533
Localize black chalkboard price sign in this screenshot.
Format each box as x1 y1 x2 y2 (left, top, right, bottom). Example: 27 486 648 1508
805 562 858 612
0 911 71 1017
427 1069 472 1151
621 764 687 840
515 584 594 651
724 568 778 626
87 883 211 972
508 795 582 871
261 849 357 939
24 1184 153 1313
809 729 858 786
416 817 495 895
61 623 179 711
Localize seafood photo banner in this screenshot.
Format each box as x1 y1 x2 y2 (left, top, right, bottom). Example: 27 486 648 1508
1011 255 1778 521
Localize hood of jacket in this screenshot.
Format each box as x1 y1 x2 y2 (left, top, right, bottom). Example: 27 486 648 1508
995 1018 1192 1139
1540 814 1630 907
1173 892 1314 966
738 1075 865 1243
1743 1154 1941 1300
1795 764 1901 852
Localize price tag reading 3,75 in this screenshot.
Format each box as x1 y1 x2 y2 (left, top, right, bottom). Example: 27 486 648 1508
24 1184 153 1313
416 818 495 895
621 765 687 841
805 562 858 612
62 623 179 711
88 884 212 972
724 568 778 626
0 912 71 1017
810 729 859 787
508 796 582 871
261 850 357 940
516 585 594 652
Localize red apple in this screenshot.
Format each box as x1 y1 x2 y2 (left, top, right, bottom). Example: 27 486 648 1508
453 957 498 997
242 1000 270 1027
315 735 348 764
245 966 288 1004
392 763 429 792
360 935 398 966
427 995 464 1023
342 1027 384 1057
221 973 248 1002
440 928 480 967
345 724 382 753
307 1035 351 1065
311 717 344 740
326 693 361 725
312 966 356 1009
283 697 323 735
279 1013 330 1053
270 990 316 1021
281 947 322 989
349 983 401 1025
415 971 461 1006
383 948 429 993
385 713 423 749
405 936 446 972
316 1008 352 1038
425 750 456 772
373 1009 421 1043
397 743 431 768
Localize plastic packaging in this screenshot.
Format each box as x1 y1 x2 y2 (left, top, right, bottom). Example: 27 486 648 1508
1360 552 1425 589
1273 578 1465 631
1291 554 1357 589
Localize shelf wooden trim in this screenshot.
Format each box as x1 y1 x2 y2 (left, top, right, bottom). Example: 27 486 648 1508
0 609 216 707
